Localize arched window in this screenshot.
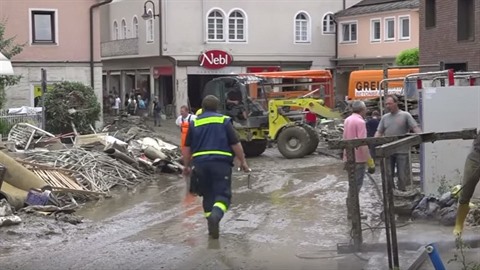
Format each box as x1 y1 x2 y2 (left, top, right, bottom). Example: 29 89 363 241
121 19 127 39
113 21 118 40
146 10 154 42
294 12 310 43
207 10 224 41
228 10 245 41
322 13 335 34
132 16 138 38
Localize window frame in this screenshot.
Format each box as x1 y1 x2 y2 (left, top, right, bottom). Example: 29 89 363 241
398 15 410 41
146 9 154 43
370 18 381 43
206 8 226 42
425 0 436 28
121 18 127 39
29 9 58 45
294 11 311 44
113 20 119 40
227 9 247 42
132 16 139 38
340 21 358 43
384 17 395 41
322 12 335 35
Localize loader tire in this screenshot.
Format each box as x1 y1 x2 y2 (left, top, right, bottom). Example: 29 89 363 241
277 126 311 159
241 139 268 157
302 124 320 155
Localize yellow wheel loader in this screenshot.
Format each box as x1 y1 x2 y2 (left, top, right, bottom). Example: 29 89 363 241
202 73 341 159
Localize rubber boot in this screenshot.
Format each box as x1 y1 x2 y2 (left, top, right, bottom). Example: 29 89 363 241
207 207 223 239
453 203 470 236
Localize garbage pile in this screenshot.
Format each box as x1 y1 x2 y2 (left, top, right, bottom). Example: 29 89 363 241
0 117 182 223
317 119 344 142
394 187 480 227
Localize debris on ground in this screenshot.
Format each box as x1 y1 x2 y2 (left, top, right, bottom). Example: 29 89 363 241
0 116 182 223
466 205 480 226
0 199 21 227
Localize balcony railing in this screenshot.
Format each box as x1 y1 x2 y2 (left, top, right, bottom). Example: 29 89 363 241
101 38 139 58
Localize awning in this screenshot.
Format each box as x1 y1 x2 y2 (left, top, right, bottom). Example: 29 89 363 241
0 52 14 75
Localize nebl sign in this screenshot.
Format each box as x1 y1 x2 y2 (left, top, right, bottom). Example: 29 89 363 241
198 50 233 69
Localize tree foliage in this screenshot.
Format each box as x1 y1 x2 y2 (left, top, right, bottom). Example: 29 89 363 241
44 81 101 134
0 21 25 108
395 48 419 66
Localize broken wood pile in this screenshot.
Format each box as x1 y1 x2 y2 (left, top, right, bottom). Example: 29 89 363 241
21 148 152 193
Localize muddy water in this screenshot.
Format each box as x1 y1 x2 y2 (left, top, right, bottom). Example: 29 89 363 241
0 149 385 270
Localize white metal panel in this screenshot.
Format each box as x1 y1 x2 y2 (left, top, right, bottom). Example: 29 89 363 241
420 86 480 198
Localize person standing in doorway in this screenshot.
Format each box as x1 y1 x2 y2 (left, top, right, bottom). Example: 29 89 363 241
182 95 250 239
176 105 197 150
374 95 422 191
153 96 162 127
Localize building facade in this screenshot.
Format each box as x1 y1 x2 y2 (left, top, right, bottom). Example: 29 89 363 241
0 0 104 110
419 0 480 71
101 0 362 115
334 0 420 98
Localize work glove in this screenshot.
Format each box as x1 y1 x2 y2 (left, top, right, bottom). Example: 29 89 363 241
367 158 375 174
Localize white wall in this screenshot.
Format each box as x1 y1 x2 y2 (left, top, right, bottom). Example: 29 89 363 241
420 87 480 198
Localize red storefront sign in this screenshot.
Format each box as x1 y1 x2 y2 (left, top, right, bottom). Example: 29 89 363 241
246 66 281 73
198 50 233 69
153 66 173 78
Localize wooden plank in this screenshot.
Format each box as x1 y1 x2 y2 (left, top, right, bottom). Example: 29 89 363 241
16 159 77 174
53 171 83 190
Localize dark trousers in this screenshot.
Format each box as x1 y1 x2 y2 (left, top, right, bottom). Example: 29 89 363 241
194 160 232 218
459 149 480 204
154 111 161 126
390 153 410 191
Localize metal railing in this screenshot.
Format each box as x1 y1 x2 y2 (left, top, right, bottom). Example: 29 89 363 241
0 110 43 138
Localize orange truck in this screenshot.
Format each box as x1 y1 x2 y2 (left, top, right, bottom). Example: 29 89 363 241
347 68 419 100
243 69 335 108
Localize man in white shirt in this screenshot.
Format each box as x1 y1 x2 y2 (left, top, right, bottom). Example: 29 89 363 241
112 95 121 115
175 105 197 127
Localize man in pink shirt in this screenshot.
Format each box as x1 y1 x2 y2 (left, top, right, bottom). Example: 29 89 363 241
343 100 374 218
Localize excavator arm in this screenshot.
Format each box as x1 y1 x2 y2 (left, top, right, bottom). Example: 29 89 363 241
267 98 341 139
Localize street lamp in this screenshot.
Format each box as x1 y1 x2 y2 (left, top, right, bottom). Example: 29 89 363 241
141 0 160 20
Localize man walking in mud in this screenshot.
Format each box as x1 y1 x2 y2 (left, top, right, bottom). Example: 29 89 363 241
182 95 250 239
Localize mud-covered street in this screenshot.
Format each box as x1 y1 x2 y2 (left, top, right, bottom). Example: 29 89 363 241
0 145 386 270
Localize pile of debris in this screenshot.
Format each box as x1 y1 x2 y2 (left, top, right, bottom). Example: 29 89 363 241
393 188 480 227
0 117 182 224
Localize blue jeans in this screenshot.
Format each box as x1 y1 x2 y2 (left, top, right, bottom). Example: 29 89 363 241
390 153 409 191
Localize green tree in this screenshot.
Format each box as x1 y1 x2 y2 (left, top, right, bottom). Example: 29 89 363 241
44 81 101 134
0 21 24 108
395 48 419 66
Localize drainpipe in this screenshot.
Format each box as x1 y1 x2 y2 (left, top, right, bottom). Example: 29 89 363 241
90 0 113 88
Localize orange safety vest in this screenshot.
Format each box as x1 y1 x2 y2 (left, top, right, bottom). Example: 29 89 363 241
180 115 192 149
